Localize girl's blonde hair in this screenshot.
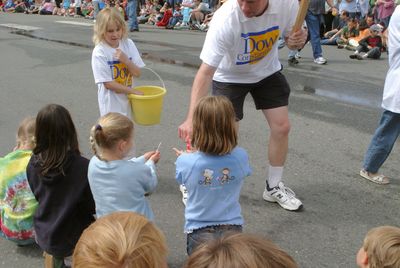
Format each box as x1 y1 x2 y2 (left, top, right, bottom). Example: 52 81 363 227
16 116 36 149
363 226 400 268
192 96 237 155
93 7 128 45
90 113 133 158
73 211 168 268
184 232 298 268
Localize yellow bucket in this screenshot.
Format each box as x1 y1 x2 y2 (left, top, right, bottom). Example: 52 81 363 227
127 68 167 125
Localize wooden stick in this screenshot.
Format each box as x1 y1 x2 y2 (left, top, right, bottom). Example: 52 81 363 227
292 0 310 32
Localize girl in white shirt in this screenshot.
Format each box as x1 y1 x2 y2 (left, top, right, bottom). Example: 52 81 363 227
91 7 145 119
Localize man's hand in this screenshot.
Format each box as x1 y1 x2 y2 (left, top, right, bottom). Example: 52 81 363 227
286 28 308 50
178 119 192 141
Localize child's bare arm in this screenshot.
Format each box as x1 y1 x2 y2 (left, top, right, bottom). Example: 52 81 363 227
103 81 143 95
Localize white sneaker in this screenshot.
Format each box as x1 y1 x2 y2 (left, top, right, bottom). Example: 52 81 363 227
295 52 301 59
263 182 302 211
179 184 188 206
313 56 327 65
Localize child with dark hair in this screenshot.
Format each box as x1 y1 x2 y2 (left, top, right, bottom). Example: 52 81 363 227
27 104 95 268
39 0 54 14
174 96 252 255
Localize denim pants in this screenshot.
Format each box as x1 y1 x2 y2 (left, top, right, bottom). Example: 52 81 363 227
186 225 242 255
127 0 139 30
320 36 338 46
92 0 100 19
305 10 323 59
356 45 381 59
363 110 400 173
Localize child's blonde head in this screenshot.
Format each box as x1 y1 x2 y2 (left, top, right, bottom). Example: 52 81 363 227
192 95 237 155
93 7 127 45
362 226 400 268
16 116 36 150
73 211 168 268
184 232 298 268
90 112 133 157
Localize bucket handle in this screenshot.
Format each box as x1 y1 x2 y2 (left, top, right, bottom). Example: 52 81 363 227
142 67 166 90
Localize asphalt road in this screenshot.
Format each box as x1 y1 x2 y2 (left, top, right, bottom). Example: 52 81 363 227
0 13 399 268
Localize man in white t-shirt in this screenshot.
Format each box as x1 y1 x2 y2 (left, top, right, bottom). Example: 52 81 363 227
178 0 307 211
359 6 400 185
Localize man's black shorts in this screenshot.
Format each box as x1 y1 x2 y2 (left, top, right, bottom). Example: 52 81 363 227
212 71 290 120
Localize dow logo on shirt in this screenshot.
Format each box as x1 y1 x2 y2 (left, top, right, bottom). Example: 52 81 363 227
108 59 132 87
236 26 280 65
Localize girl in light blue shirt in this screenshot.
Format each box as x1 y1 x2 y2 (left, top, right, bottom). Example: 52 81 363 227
88 113 160 220
174 96 252 255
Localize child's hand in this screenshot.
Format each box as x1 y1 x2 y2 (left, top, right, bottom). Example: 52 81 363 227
173 147 183 156
114 48 129 65
129 88 144 95
149 151 160 163
144 151 161 163
144 151 155 160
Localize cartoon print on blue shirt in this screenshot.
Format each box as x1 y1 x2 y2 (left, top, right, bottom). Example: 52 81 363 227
236 26 280 65
219 168 235 184
199 169 214 185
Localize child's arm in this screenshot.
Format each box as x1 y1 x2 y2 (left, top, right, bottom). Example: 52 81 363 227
103 81 143 95
331 28 343 40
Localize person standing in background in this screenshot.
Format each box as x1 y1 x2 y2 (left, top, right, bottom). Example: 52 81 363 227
359 5 400 184
305 0 337 65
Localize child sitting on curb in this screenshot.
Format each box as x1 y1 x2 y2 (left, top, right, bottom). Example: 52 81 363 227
0 117 38 246
349 24 383 60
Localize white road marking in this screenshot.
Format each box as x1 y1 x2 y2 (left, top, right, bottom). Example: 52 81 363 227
55 20 94 27
0 23 41 31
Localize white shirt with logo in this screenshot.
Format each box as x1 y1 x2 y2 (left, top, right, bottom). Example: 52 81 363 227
382 6 400 114
92 38 145 118
200 0 298 83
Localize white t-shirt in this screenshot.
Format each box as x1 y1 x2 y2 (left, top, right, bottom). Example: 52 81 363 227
91 38 145 118
382 5 400 114
200 0 298 83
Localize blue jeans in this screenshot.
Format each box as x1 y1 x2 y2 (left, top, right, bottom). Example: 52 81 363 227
92 0 100 19
186 225 242 255
305 10 323 59
363 110 400 173
320 37 338 45
127 0 139 30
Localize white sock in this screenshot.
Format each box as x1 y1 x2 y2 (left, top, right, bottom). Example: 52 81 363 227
267 166 283 188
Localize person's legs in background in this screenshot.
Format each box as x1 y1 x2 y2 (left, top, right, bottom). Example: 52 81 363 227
92 0 99 19
362 110 400 175
305 10 327 64
127 0 139 31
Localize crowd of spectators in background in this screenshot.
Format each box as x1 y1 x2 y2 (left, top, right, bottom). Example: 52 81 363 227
1 0 398 37
0 0 223 31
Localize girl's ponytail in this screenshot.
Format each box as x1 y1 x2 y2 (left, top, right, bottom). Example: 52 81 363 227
90 113 133 159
